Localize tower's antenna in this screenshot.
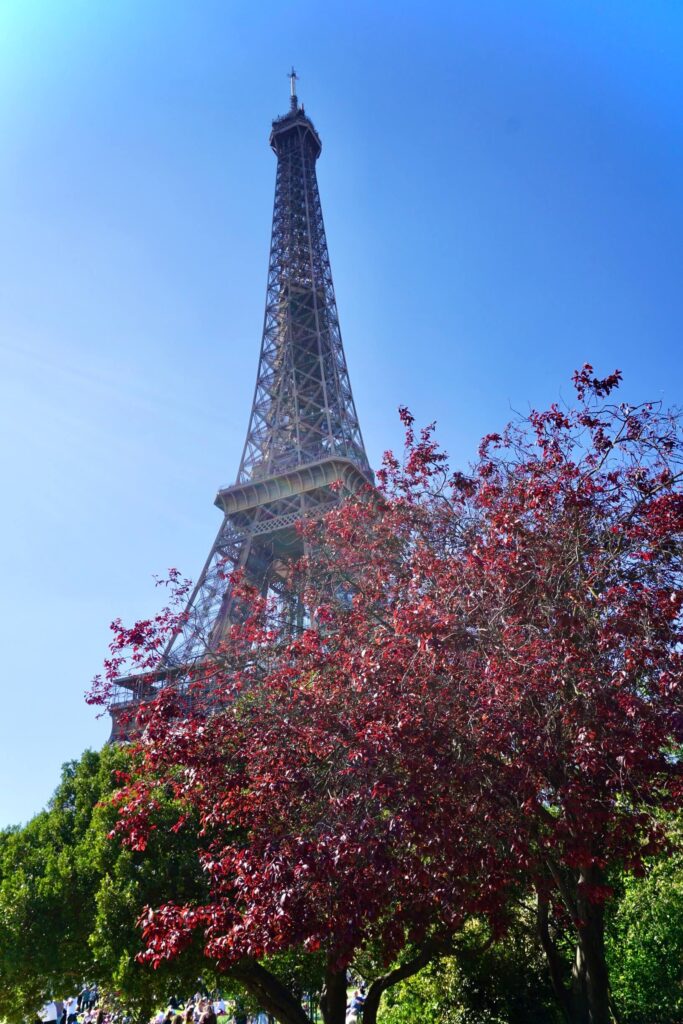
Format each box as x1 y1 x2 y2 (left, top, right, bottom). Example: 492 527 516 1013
288 66 299 111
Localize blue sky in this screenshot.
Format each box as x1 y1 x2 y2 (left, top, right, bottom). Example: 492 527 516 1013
1 0 682 826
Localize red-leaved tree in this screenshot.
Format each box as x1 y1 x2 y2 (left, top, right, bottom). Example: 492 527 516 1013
95 368 682 1024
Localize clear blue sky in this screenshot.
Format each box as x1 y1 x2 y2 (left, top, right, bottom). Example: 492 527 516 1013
1 0 682 827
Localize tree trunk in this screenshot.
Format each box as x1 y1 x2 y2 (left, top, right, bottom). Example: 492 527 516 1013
542 860 615 1024
576 870 611 1024
319 968 347 1024
362 986 383 1024
536 890 572 1024
571 937 589 1024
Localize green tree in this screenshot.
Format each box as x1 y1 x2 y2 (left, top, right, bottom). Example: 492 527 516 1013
0 750 110 1019
607 816 683 1024
0 747 209 1024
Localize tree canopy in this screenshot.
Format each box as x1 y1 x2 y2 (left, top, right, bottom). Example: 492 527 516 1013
93 366 683 1024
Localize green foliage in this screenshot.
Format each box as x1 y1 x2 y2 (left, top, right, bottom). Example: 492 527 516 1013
0 750 113 1021
377 959 465 1024
0 747 208 1024
378 914 560 1024
607 817 683 1024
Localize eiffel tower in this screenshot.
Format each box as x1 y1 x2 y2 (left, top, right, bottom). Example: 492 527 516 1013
110 74 373 737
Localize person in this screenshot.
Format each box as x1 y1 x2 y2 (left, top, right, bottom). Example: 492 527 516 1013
199 1010 216 1024
67 997 80 1024
42 1003 58 1024
347 986 366 1022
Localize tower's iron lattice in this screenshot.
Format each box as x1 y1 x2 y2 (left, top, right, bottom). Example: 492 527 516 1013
110 80 372 735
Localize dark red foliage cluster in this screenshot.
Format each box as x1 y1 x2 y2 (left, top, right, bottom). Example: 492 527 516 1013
97 367 683 1021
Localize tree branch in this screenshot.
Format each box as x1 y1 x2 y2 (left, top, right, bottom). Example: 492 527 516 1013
228 958 312 1024
545 857 579 921
362 940 442 1024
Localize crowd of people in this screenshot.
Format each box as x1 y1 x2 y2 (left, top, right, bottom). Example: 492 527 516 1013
152 995 265 1024
39 989 101 1024
152 988 366 1024
39 982 366 1024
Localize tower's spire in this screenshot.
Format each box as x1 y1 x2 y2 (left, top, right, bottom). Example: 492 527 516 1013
288 67 299 111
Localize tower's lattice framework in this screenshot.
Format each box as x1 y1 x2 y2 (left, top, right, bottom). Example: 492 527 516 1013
110 80 372 731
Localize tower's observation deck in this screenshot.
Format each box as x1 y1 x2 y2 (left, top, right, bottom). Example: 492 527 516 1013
270 106 322 159
110 78 371 737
